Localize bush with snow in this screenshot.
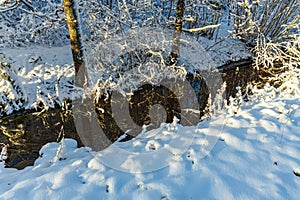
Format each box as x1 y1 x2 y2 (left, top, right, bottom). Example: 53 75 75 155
0 55 26 115
0 0 68 48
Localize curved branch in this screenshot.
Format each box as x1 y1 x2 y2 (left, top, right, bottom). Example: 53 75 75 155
0 0 19 12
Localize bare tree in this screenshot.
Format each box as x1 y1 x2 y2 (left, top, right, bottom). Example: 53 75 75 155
0 0 84 77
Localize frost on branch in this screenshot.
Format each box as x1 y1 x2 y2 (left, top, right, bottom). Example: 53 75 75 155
85 27 190 97
0 55 26 116
0 0 68 48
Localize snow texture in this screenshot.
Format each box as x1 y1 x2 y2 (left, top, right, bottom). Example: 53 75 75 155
0 46 82 116
0 31 297 200
1 80 300 199
0 36 251 116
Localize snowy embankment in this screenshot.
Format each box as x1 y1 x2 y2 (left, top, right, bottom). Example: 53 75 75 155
0 77 300 199
2 38 299 199
0 37 251 116
0 46 81 116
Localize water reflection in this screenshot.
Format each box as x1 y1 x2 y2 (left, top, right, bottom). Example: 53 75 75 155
0 109 81 169
0 65 258 169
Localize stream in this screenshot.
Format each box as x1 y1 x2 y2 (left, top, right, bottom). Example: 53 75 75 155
0 62 258 169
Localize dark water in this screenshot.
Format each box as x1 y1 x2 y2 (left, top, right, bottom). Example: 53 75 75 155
0 109 82 169
0 63 258 169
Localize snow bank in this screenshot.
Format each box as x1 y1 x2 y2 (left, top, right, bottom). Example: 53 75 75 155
0 37 251 116
0 46 82 116
0 80 300 199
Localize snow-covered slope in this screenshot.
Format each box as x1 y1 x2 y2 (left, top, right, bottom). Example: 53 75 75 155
0 80 299 199
0 46 81 116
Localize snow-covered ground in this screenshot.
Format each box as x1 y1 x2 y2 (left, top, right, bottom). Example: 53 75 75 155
0 46 81 116
0 77 300 199
1 36 299 199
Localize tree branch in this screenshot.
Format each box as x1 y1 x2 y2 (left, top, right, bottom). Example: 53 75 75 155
0 0 19 12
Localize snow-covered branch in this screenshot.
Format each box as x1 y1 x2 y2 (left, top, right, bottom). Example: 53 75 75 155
182 24 221 33
0 143 9 162
0 0 19 12
0 0 68 47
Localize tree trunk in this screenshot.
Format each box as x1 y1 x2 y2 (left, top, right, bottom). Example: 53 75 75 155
169 0 185 65
63 0 83 76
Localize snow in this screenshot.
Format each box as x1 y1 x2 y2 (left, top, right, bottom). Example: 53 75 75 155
0 79 300 199
0 1 298 198
0 46 82 116
0 23 297 199
0 143 8 161
0 36 251 116
0 0 5 6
